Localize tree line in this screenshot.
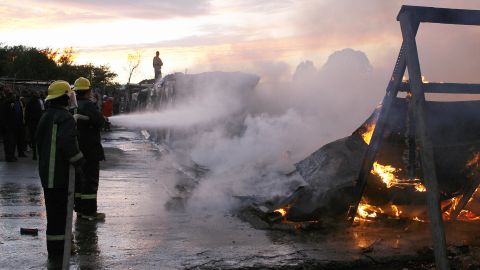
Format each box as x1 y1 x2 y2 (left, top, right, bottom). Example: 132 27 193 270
0 44 118 87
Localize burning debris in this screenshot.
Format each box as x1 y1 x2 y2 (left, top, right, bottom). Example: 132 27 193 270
239 97 480 230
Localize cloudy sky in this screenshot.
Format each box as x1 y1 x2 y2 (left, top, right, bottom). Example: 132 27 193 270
1 0 479 83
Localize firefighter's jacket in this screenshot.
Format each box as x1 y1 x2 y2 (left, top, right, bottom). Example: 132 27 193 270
36 106 84 189
76 98 105 161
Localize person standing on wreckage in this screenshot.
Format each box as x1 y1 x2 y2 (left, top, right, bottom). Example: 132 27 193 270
153 51 163 80
72 77 106 221
36 80 85 261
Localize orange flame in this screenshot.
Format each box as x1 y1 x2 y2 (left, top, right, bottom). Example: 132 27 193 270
391 205 402 217
354 202 427 223
361 124 376 145
355 200 384 222
442 151 480 221
458 210 480 221
371 161 426 192
355 151 480 223
355 201 409 222
415 184 427 192
413 216 425 222
466 152 480 168
371 162 398 188
274 208 287 217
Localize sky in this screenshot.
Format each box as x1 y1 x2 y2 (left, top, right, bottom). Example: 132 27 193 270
0 0 479 84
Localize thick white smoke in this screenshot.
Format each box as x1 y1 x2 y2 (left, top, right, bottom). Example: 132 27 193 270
111 75 249 129
111 48 386 209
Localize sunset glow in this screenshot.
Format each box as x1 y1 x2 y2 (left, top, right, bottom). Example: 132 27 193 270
1 0 479 83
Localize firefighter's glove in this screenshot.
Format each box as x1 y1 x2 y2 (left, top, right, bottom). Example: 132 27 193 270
73 114 89 121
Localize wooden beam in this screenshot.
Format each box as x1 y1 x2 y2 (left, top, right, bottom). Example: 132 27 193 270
347 30 419 223
398 5 480 26
400 12 450 270
399 82 480 94
406 94 417 180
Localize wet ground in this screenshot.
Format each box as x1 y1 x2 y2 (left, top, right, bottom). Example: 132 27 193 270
2 128 480 269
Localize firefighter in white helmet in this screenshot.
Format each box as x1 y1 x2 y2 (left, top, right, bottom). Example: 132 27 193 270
73 77 106 221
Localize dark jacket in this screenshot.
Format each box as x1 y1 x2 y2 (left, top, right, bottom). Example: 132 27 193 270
76 98 105 161
14 98 25 126
1 96 17 129
36 106 84 189
153 56 163 71
25 96 44 127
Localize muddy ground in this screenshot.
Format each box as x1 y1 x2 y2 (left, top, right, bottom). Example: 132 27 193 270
1 128 480 269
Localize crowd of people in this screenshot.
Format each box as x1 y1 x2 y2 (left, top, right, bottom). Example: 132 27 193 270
0 84 114 162
0 78 115 265
0 86 46 161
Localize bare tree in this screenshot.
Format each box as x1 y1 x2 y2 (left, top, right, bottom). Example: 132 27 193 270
125 51 142 112
126 51 142 85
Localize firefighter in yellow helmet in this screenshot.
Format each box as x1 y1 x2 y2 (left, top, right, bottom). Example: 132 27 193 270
36 80 85 260
72 77 106 221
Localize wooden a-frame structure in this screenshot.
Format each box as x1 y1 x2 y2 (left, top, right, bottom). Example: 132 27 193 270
346 6 480 270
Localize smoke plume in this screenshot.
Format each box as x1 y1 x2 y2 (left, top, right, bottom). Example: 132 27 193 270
111 48 385 209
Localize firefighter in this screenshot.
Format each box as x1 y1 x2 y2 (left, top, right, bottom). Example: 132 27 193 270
73 77 106 221
36 80 85 260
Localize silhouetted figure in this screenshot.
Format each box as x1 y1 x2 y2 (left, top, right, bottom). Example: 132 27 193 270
1 89 17 162
25 91 45 160
0 87 5 160
14 94 27 157
153 51 163 79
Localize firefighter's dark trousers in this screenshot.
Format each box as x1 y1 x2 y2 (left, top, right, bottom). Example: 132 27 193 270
75 159 99 215
44 188 68 259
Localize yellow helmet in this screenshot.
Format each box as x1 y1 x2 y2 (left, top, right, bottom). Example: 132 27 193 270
46 80 71 101
73 77 91 91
